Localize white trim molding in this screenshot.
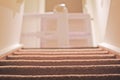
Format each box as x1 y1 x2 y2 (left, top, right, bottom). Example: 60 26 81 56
99 42 120 53
0 44 23 56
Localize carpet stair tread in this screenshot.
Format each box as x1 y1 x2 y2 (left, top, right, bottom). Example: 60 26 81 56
0 74 120 80
13 51 108 55
0 48 120 79
0 59 120 66
7 54 116 60
18 48 102 52
0 65 120 75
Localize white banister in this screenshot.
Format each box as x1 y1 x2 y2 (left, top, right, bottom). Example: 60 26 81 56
21 13 93 48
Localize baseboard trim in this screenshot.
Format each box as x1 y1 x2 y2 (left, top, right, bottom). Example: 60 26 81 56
0 44 23 59
99 42 120 58
99 43 120 53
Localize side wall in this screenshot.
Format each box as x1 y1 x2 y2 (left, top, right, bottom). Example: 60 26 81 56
84 0 111 45
0 0 24 54
104 0 120 48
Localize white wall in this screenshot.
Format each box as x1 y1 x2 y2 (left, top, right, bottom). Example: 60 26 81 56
95 0 111 42
24 0 39 13
104 0 120 48
22 0 43 48
24 0 45 13
21 14 41 48
0 0 24 54
39 0 45 13
84 0 111 45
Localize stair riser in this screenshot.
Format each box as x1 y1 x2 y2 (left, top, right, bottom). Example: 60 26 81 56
0 60 120 66
1 48 120 80
0 66 120 75
18 49 103 52
16 51 106 53
0 75 120 80
7 56 115 60
13 52 108 55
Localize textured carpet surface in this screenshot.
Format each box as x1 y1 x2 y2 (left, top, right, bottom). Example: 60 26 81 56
0 47 120 80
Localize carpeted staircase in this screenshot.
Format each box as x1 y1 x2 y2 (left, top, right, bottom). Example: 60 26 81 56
0 47 120 80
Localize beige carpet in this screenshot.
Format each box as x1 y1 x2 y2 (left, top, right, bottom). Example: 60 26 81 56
0 47 120 80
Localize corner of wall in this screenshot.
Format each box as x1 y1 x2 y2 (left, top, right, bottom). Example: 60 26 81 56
99 42 120 53
0 44 23 56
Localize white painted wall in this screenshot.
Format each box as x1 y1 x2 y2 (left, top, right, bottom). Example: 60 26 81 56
21 0 46 48
86 0 120 52
39 0 46 13
24 0 45 13
83 0 97 46
21 14 41 48
0 0 24 54
84 0 111 45
104 0 120 48
95 0 111 42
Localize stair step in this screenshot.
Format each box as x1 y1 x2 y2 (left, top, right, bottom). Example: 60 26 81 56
13 51 108 55
0 74 120 80
1 47 120 80
7 54 115 60
0 59 120 66
0 65 120 75
19 48 102 52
